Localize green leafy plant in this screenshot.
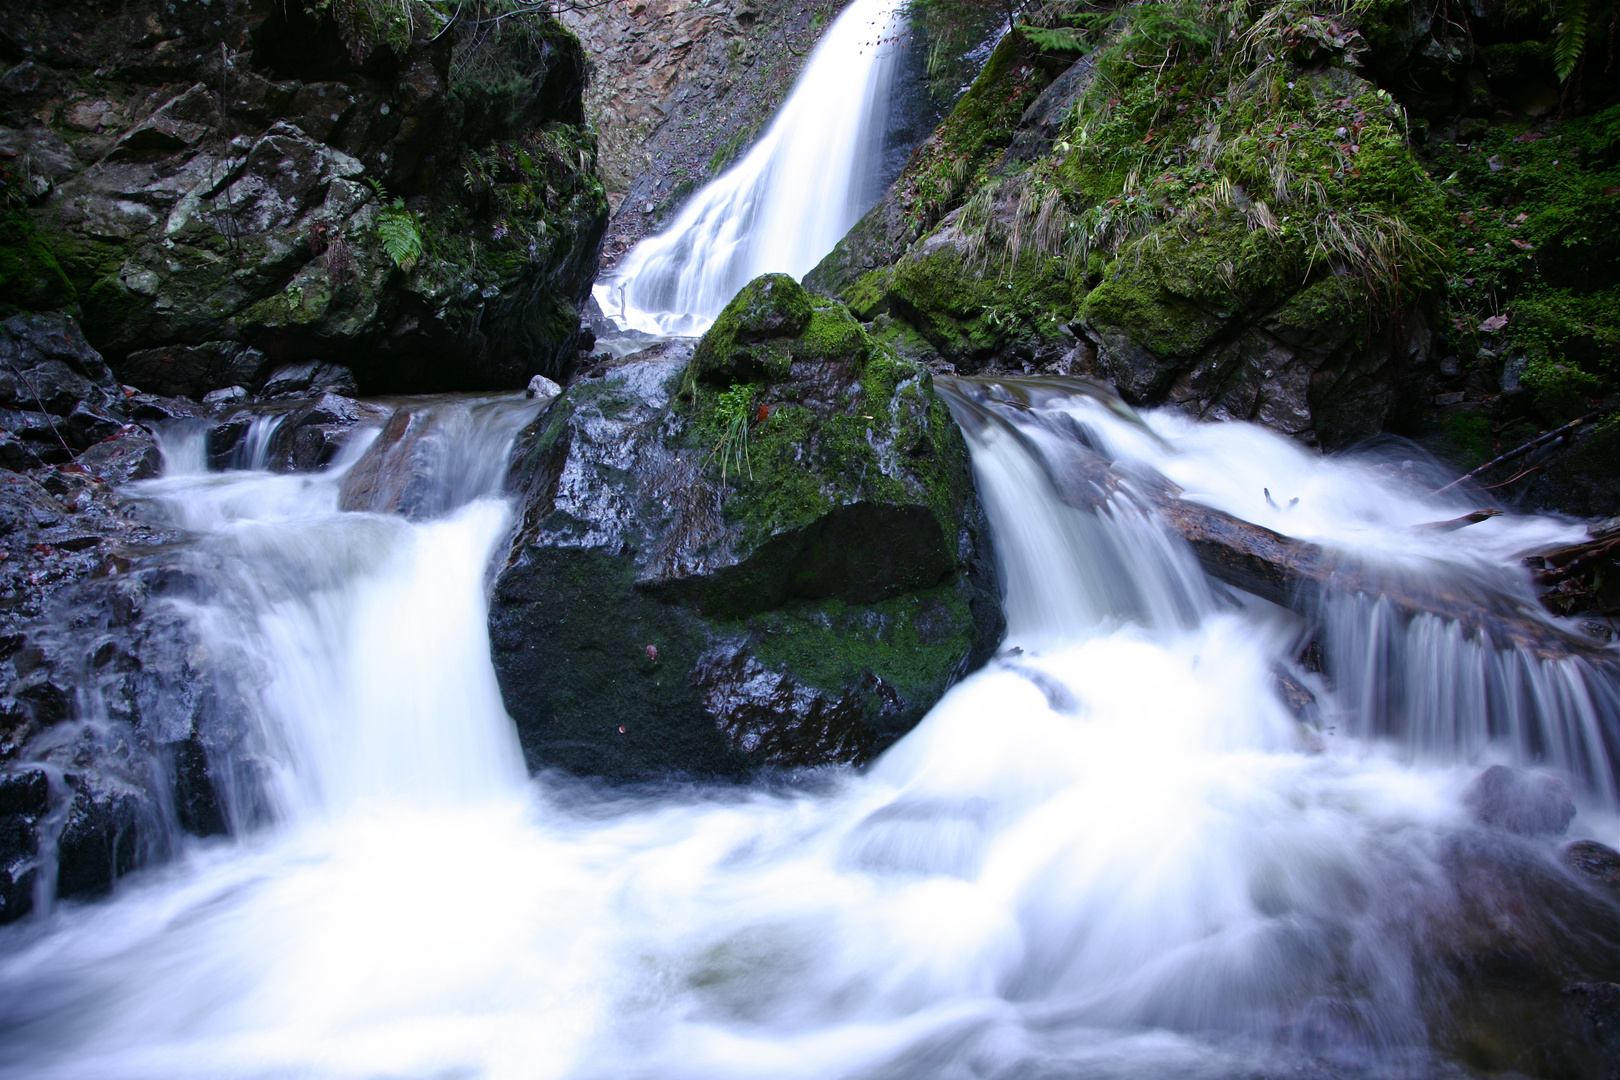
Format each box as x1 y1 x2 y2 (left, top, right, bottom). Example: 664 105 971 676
707 383 755 483
1552 0 1592 79
375 197 425 271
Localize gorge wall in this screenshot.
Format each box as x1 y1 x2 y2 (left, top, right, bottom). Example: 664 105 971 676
0 0 608 394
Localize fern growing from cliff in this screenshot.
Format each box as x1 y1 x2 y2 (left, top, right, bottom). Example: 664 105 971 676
375 197 425 272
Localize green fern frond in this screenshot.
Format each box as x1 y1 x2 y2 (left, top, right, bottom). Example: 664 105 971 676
375 197 424 271
1552 0 1591 80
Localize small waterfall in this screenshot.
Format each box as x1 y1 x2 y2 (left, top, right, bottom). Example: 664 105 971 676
593 0 908 336
944 377 1619 792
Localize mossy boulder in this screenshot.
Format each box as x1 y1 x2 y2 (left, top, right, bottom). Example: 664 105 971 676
488 287 1002 780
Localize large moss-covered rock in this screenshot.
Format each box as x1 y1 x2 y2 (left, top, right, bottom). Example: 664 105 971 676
0 0 608 395
813 10 1450 449
488 276 1002 779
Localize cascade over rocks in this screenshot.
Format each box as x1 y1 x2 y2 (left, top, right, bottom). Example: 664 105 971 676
489 274 1001 778
0 0 608 395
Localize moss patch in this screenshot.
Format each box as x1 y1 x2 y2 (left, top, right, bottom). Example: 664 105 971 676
738 586 974 701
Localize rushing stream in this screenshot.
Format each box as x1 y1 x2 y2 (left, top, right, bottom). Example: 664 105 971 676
2 2 1617 1074
0 378 1615 1078
592 0 909 336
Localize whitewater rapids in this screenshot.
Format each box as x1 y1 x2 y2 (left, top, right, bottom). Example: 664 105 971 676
0 384 1613 1079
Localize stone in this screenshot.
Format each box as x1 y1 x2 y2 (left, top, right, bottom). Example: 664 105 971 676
119 342 269 399
260 361 359 399
202 386 249 406
74 430 162 486
1464 764 1577 837
0 312 120 420
0 0 607 394
489 290 1002 780
1564 839 1620 891
527 374 562 399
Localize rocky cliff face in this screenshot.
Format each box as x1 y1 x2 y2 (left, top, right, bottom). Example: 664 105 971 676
489 274 1001 778
0 0 609 394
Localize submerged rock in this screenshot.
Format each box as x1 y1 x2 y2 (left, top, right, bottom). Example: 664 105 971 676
489 276 1002 779
1464 764 1577 837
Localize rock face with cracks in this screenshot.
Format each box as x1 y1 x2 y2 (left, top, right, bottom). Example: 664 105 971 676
489 275 1002 779
0 0 608 395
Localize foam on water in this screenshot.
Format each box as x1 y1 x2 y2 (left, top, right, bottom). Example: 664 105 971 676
0 384 1616 1078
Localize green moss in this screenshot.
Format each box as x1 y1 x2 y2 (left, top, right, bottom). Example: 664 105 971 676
845 269 894 320
1523 359 1604 422
691 273 816 386
798 303 871 363
1477 40 1553 80
739 586 973 699
893 31 1054 233
0 212 75 313
885 244 1075 362
1428 101 1620 405
1438 412 1494 466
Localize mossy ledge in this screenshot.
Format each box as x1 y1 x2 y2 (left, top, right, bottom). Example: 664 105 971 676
488 275 1002 780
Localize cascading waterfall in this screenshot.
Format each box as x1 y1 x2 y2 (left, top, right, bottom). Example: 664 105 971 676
0 376 1616 1078
592 0 908 337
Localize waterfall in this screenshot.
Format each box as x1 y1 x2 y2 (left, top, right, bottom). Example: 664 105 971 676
0 382 1617 1077
592 0 908 337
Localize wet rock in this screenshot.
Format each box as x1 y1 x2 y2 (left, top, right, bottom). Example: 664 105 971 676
1564 839 1620 892
526 374 562 399
201 387 249 407
74 430 162 486
261 393 388 473
489 281 1002 779
1565 982 1620 1061
1464 764 1577 837
0 0 607 393
53 771 146 899
0 312 120 426
259 361 358 400
0 766 48 921
127 392 212 422
119 342 269 400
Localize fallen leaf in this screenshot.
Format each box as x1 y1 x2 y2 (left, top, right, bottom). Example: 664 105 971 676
1478 313 1510 332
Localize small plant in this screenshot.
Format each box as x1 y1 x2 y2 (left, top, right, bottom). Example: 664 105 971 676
707 383 755 483
374 194 425 271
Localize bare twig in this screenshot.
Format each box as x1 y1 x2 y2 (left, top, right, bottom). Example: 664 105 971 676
5 362 74 458
1433 407 1614 496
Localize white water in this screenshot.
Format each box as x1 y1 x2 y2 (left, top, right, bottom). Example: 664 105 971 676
0 382 1615 1078
592 0 908 337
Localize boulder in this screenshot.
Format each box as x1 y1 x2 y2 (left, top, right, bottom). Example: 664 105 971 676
259 361 358 400
119 342 269 400
1464 764 1578 837
488 277 1002 779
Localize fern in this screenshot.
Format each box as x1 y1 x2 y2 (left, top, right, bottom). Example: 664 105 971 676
375 197 424 271
1552 0 1591 80
1019 24 1090 52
